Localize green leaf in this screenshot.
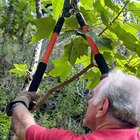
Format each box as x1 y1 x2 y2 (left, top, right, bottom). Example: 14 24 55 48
83 70 100 89
115 52 126 60
103 52 113 61
93 0 112 17
80 0 93 10
83 70 95 80
116 59 127 70
31 15 55 43
128 2 140 17
104 0 120 13
111 22 140 56
49 59 72 82
59 30 78 38
13 64 27 70
52 0 64 19
65 7 96 30
65 16 79 30
128 54 140 66
125 64 136 73
87 29 113 50
121 22 140 40
9 64 27 77
80 7 96 25
87 79 100 89
136 43 140 57
75 55 90 67
98 38 113 50
136 65 140 78
105 30 118 41
101 13 110 28
63 37 88 65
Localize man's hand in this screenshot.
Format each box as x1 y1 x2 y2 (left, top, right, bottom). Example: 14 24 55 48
6 91 40 116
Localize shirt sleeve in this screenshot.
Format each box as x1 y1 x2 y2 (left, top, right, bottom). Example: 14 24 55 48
26 124 84 140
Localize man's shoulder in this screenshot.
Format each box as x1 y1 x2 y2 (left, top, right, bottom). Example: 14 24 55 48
88 128 140 139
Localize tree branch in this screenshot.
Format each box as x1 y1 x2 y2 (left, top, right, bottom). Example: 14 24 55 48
22 0 43 91
32 63 95 112
90 52 93 63
36 0 43 18
98 0 129 37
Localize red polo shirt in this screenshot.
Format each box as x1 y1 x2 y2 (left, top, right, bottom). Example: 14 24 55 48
26 124 140 140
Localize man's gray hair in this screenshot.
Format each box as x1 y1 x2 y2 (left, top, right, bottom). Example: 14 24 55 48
93 69 140 127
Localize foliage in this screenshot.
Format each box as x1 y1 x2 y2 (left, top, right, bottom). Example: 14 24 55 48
0 113 11 140
29 0 140 87
31 15 55 43
36 79 90 133
9 64 28 77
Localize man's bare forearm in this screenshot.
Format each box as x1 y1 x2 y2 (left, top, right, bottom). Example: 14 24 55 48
12 103 36 139
12 118 26 140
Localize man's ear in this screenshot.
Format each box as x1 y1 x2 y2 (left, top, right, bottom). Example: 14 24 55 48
96 97 109 118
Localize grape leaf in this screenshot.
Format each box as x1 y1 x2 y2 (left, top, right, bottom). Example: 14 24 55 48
115 53 126 60
83 70 100 89
75 55 90 67
137 65 140 78
103 51 114 61
51 0 64 19
104 0 120 13
125 64 136 73
9 64 27 77
63 37 88 65
49 59 72 82
93 0 112 17
111 22 140 56
80 0 93 10
98 38 113 50
31 15 55 43
128 2 140 17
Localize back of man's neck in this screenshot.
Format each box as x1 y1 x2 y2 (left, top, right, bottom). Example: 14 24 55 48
95 115 134 131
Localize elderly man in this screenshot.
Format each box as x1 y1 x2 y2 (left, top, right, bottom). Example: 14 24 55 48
6 69 140 140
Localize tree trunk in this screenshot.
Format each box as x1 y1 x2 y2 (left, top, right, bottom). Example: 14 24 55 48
5 0 14 35
8 0 43 139
22 39 43 91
